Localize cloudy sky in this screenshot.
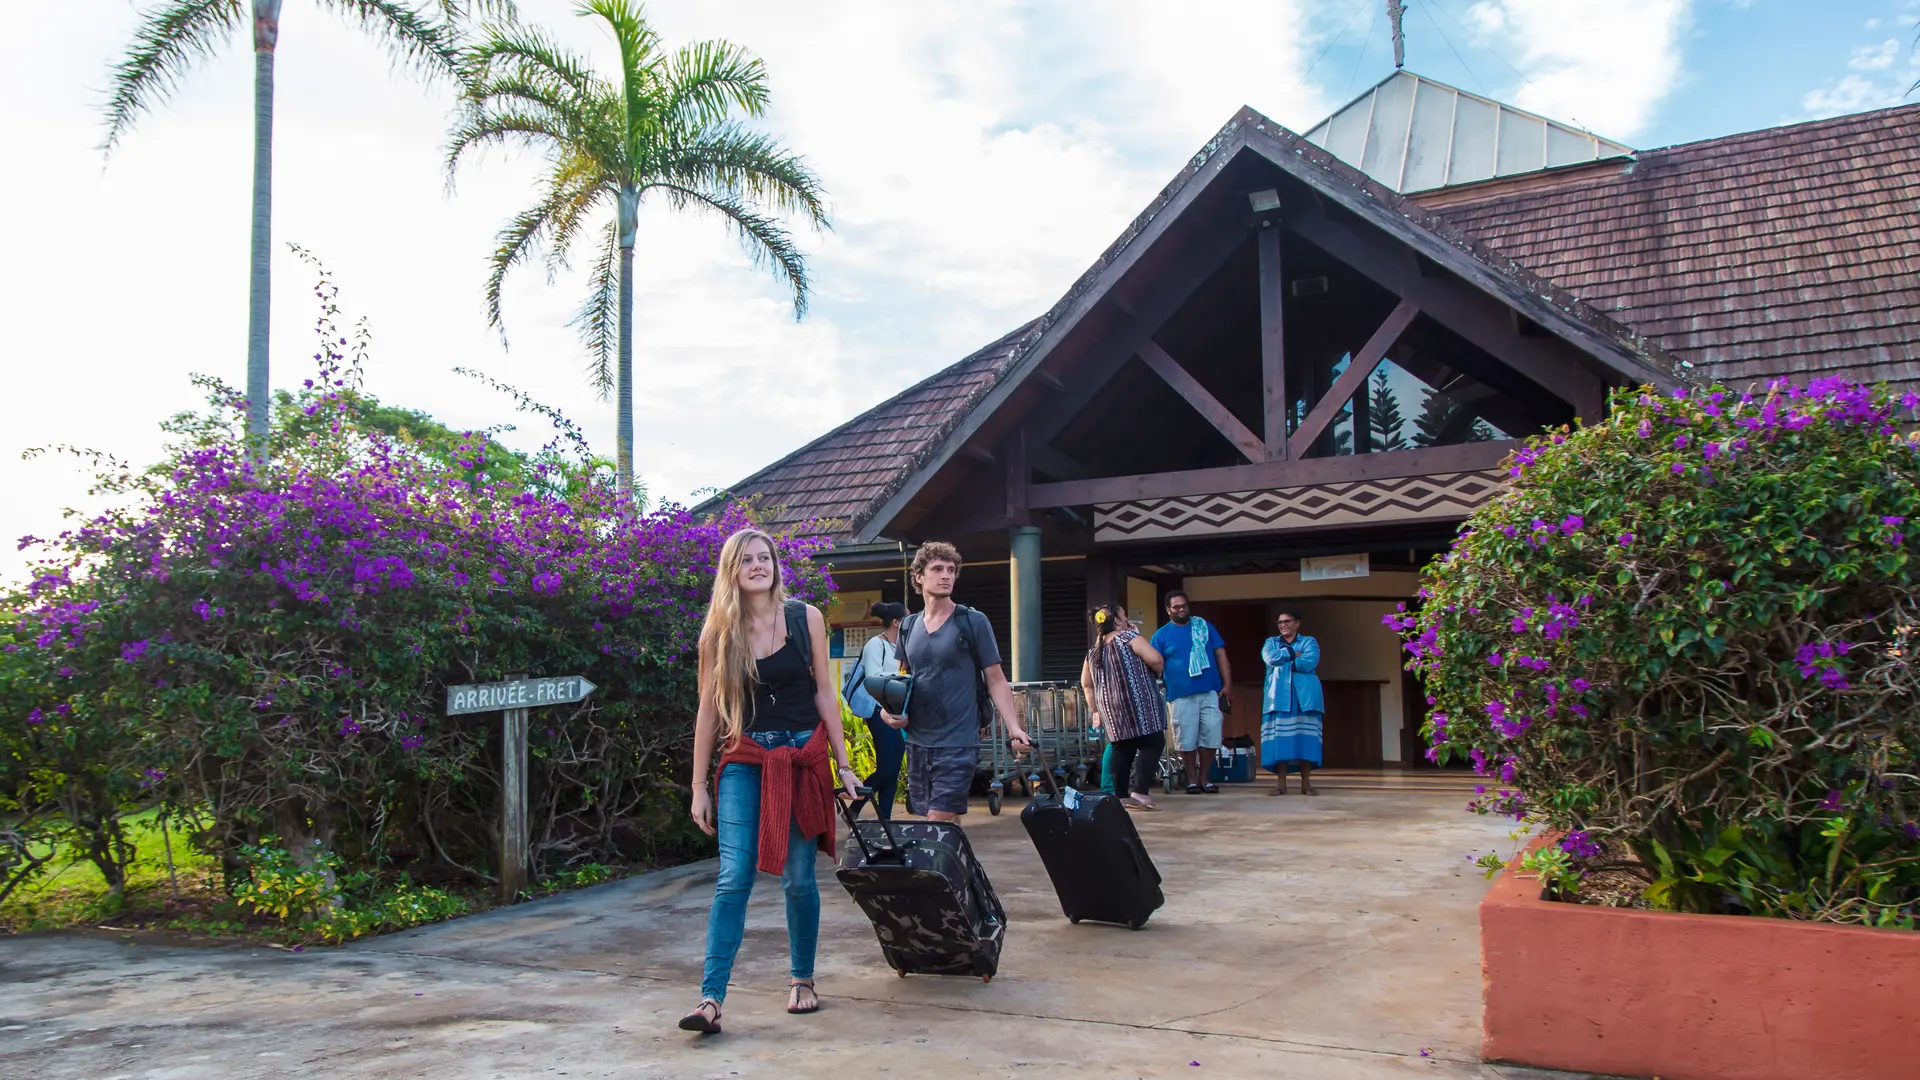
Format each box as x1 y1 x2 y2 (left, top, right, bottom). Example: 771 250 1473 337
2 0 1914 581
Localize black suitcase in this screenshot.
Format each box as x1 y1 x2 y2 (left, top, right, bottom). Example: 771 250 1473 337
835 791 1005 981
1020 752 1165 930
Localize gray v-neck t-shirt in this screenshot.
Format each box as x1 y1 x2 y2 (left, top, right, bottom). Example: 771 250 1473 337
902 607 1001 749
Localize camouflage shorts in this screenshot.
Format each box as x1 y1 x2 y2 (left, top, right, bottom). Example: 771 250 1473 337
906 744 978 815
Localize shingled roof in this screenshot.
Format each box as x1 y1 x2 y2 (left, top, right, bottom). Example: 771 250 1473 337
1422 104 1920 392
712 322 1033 531
713 101 1917 539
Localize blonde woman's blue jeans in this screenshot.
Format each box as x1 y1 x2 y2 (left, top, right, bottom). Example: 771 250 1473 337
700 728 820 1003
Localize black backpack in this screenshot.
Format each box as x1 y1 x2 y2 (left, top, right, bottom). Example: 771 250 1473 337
785 598 817 693
899 603 994 733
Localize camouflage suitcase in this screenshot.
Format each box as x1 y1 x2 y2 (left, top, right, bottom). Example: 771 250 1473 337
835 794 1005 981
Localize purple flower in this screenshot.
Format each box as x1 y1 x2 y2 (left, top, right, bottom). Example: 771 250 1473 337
1617 532 1634 546
1882 516 1907 527
1558 514 1583 535
1672 434 1690 449
26 708 44 724
1559 830 1601 859
1821 790 1843 811
119 639 149 663
1636 419 1652 438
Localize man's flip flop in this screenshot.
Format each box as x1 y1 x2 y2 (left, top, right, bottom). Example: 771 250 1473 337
1202 783 1220 794
1185 784 1203 795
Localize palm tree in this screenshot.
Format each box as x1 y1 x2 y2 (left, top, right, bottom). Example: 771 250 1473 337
103 1 510 459
449 0 828 496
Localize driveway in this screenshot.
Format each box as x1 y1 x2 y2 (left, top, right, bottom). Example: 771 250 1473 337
0 771 1589 1079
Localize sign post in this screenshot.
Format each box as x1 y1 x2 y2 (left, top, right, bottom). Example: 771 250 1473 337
446 674 599 903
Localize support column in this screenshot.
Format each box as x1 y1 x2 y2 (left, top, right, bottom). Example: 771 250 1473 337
1009 526 1043 684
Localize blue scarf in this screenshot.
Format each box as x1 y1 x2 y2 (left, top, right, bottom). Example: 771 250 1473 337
1187 616 1213 680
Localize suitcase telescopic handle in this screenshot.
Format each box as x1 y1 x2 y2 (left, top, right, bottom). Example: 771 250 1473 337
1025 721 1064 799
837 785 902 860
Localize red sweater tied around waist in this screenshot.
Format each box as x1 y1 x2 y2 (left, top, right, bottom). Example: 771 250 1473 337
717 723 838 875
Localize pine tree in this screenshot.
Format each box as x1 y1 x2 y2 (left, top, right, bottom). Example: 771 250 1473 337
1368 368 1407 451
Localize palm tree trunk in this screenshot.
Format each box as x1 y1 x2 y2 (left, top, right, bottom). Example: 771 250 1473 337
615 186 639 498
246 2 283 463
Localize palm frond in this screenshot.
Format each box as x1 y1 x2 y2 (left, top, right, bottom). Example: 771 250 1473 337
648 183 811 317
542 154 614 273
568 219 622 398
320 0 462 80
101 0 245 153
482 166 607 335
462 20 605 102
436 0 518 21
445 100 620 183
662 40 768 129
653 123 828 228
581 0 666 155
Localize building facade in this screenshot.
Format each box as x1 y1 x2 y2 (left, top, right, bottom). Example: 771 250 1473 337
708 78 1920 767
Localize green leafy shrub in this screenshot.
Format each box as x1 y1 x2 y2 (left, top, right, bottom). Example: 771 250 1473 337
1394 380 1920 927
231 835 468 942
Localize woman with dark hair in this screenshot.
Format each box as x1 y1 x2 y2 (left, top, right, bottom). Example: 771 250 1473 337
1080 603 1168 811
855 601 908 819
1260 607 1324 795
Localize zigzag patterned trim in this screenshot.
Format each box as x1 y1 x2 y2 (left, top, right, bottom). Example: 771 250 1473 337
1093 470 1506 542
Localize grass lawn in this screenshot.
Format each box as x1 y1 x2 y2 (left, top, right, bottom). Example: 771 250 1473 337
1 808 224 934
1 810 643 945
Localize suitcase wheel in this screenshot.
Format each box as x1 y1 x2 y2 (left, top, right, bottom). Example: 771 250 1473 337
896 969 908 978
1128 917 1146 931
1068 915 1081 925
987 790 1002 815
980 974 992 984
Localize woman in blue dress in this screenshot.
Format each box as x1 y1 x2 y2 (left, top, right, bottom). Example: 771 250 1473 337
1260 607 1323 796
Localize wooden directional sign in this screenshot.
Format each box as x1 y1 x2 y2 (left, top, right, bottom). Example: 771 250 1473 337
446 675 597 716
446 673 597 905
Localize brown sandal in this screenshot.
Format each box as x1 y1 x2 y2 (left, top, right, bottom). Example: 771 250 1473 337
678 998 722 1033
787 979 819 1014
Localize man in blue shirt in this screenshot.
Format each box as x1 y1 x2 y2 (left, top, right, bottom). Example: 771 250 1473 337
1149 590 1233 794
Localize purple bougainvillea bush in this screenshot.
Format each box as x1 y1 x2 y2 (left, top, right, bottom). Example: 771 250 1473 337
1391 380 1920 927
1 274 832 902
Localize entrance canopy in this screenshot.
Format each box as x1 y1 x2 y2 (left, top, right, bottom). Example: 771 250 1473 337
846 106 1677 550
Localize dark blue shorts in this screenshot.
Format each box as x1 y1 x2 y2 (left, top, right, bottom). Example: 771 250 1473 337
906 744 978 815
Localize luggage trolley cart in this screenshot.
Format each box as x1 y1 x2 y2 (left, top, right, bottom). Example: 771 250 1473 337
983 682 1074 815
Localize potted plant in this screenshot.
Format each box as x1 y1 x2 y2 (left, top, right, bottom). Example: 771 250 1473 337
1391 379 1920 1080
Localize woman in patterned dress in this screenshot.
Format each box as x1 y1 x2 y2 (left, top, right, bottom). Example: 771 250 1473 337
1080 603 1167 810
1260 607 1324 796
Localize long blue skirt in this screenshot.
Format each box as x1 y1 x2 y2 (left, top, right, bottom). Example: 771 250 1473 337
1261 710 1324 771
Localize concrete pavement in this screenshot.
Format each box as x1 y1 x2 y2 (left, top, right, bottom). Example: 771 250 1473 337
0 771 1592 1079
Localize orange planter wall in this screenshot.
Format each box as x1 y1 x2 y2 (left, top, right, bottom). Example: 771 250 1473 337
1481 838 1920 1080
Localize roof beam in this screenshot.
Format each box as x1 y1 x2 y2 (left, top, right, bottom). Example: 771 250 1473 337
1027 439 1513 508
1288 299 1419 458
1285 206 1606 418
1258 226 1288 459
1137 340 1266 464
1019 224 1250 452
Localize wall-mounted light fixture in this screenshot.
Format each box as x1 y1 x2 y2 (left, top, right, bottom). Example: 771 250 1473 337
1246 188 1282 213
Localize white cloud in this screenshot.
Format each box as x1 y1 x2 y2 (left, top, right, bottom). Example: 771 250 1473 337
0 0 1337 582
1801 73 1905 117
1459 0 1692 140
1864 17 1884 30
1850 38 1901 71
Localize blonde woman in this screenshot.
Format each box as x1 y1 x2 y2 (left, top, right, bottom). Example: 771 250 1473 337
682 529 861 1034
